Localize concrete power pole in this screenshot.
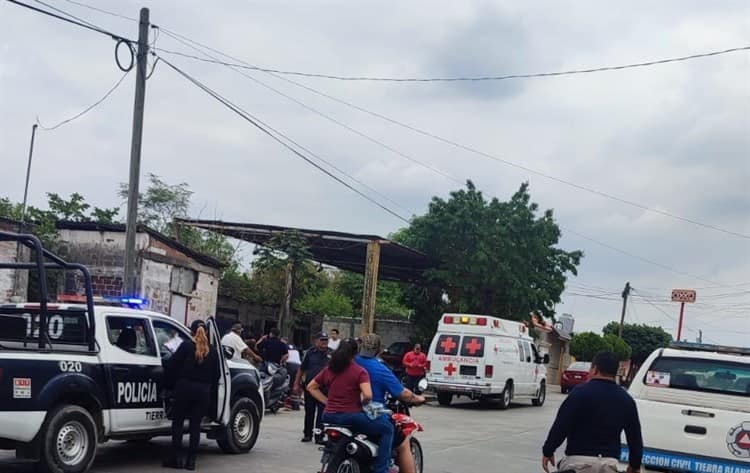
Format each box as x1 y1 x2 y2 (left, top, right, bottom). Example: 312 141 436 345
618 281 631 338
123 8 150 296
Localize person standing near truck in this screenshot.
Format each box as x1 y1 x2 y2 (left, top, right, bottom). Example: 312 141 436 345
401 343 427 391
164 320 219 470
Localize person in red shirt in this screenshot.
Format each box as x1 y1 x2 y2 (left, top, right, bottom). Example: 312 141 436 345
402 343 427 391
307 339 394 473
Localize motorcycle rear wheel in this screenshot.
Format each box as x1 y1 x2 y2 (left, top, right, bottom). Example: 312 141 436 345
410 437 424 473
326 457 362 473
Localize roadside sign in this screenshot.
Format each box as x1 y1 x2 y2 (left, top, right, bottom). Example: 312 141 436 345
671 289 696 303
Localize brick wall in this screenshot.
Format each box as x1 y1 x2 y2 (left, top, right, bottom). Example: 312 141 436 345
91 275 124 298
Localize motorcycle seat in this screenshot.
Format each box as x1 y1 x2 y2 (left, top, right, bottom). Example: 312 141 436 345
322 425 354 437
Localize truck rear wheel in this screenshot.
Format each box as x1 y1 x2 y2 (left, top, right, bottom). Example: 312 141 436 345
216 397 260 454
436 392 453 406
38 405 98 473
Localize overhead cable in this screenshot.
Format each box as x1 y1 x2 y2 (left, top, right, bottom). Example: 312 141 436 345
36 70 131 131
155 45 750 83
156 56 411 224
5 0 134 43
153 45 749 240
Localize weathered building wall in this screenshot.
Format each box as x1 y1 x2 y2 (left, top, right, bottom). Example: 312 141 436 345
56 228 220 323
0 219 27 303
323 317 417 347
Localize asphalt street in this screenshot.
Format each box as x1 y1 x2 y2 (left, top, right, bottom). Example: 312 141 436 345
0 390 624 473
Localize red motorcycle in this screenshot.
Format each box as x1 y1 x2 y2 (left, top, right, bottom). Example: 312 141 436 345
317 396 424 473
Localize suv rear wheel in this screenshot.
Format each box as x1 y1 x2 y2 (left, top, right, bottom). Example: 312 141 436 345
216 397 260 454
38 405 98 473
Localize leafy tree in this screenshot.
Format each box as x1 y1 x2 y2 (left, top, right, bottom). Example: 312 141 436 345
570 332 610 362
333 271 411 318
394 181 582 335
603 334 633 361
118 174 192 235
603 322 672 365
296 286 354 317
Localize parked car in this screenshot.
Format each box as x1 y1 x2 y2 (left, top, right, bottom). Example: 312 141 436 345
561 361 592 393
381 341 413 376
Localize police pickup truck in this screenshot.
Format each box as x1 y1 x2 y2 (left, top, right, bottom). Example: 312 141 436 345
0 232 263 473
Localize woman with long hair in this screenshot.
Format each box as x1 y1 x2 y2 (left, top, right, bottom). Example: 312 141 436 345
307 339 394 473
163 320 219 470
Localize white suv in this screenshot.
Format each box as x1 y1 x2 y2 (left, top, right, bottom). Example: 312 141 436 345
623 342 750 473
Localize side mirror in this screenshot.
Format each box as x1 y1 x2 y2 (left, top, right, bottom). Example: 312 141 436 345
417 378 429 392
223 345 235 360
543 354 550 364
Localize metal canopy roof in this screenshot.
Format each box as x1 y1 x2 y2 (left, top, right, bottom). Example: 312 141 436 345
177 219 437 282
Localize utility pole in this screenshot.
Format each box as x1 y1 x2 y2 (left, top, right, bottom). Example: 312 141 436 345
21 124 38 224
618 281 631 338
123 8 150 296
360 240 382 337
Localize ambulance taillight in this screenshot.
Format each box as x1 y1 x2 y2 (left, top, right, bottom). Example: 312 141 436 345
425 360 431 372
485 365 494 378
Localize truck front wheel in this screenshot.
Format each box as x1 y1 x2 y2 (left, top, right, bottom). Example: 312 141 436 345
39 405 98 473
216 397 260 454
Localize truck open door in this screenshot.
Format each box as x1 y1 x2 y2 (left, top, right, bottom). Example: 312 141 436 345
206 317 231 425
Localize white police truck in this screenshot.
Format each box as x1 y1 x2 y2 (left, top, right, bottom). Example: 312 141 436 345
623 342 750 473
0 231 264 473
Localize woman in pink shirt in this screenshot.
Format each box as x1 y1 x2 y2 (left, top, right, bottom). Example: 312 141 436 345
307 339 394 473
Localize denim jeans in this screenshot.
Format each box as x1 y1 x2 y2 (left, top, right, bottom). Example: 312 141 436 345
322 411 394 473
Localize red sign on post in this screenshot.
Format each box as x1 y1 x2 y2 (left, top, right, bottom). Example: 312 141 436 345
671 289 696 303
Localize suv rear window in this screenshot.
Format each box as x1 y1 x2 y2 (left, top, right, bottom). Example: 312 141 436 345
647 356 750 397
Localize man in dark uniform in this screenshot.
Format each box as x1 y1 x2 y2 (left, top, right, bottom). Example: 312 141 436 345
293 332 330 444
542 351 643 473
257 327 288 365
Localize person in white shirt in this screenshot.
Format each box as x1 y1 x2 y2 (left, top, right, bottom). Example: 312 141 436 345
221 323 252 362
327 328 341 351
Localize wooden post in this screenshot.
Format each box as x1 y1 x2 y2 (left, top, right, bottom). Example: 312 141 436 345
279 260 294 336
360 240 381 337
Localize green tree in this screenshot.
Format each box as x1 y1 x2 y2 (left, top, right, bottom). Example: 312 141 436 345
296 286 354 317
570 332 610 362
603 322 672 365
603 334 633 361
333 271 411 318
394 181 582 335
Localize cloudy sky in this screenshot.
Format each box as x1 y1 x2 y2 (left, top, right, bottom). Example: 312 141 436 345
1 1 748 345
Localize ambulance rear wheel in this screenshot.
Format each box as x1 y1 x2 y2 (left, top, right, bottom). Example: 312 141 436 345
532 381 546 407
498 382 513 410
436 392 453 406
38 405 98 473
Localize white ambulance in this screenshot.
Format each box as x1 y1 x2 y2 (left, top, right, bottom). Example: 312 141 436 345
425 314 549 408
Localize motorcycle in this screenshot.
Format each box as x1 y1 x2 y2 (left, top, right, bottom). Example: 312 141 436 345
317 379 428 473
259 361 290 414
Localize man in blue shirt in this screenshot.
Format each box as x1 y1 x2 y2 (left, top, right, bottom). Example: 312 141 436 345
357 334 426 473
542 351 643 473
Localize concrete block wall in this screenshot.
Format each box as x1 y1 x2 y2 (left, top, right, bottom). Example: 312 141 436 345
323 317 417 347
0 239 17 302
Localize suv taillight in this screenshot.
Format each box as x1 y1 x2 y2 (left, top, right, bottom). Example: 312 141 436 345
485 365 493 378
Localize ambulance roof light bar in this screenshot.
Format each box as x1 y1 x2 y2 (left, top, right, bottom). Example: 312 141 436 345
442 315 489 326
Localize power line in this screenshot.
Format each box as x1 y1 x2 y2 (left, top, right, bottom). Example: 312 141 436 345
4 0 134 43
36 70 130 131
157 29 462 185
156 45 750 83
59 0 138 22
156 55 411 224
45 0 750 239
154 46 749 240
144 32 740 288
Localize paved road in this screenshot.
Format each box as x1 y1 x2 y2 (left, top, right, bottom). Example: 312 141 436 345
0 390 620 473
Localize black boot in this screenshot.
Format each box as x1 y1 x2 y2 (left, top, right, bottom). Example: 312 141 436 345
184 454 196 471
